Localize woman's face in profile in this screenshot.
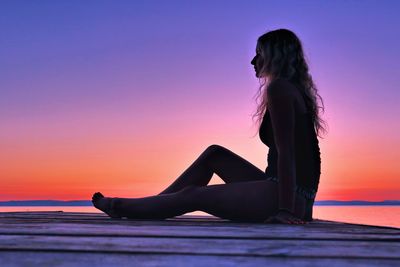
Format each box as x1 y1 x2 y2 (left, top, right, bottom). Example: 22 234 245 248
251 48 264 78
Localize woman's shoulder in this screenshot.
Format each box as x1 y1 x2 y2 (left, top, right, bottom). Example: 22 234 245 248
268 78 297 89
267 78 297 99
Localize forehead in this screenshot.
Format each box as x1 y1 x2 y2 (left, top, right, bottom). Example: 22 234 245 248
256 42 263 53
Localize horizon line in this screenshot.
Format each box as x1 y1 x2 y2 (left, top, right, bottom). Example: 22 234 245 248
0 199 399 207
1 199 399 202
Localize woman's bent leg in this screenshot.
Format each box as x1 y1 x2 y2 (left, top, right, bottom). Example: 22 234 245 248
158 144 267 195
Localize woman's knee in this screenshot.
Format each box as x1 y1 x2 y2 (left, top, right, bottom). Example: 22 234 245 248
204 144 225 155
201 144 227 162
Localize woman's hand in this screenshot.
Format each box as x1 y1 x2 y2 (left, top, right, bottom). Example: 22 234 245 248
264 210 308 225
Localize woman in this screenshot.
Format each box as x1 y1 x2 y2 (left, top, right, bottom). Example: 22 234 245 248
92 28 327 224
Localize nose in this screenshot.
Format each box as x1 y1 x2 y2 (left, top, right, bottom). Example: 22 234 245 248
251 56 256 65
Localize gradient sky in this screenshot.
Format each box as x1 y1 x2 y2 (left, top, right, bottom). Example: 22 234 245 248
1 0 399 201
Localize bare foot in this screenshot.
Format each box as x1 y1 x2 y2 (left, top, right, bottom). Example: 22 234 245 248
91 192 122 219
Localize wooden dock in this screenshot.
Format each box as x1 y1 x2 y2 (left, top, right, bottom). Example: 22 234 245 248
0 211 399 266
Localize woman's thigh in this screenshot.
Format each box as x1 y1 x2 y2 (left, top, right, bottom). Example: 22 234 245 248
193 180 278 222
204 144 268 183
193 179 306 222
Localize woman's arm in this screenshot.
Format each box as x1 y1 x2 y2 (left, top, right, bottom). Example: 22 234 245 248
267 79 297 214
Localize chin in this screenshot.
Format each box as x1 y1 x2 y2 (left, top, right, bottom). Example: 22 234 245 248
256 72 266 78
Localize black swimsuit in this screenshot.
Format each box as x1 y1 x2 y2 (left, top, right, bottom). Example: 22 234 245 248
259 93 321 200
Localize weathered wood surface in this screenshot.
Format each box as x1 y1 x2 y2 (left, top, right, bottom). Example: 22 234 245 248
0 211 399 266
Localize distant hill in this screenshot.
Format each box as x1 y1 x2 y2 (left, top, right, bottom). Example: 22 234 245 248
0 200 91 206
314 200 400 206
0 200 399 206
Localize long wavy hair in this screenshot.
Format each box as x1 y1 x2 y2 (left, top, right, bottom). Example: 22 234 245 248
251 28 328 138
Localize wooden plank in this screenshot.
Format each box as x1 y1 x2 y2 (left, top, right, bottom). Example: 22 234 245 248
0 223 398 241
1 215 399 233
0 212 398 233
0 211 390 225
0 251 398 267
0 211 398 228
0 212 225 222
0 234 399 259
0 212 399 241
0 218 398 233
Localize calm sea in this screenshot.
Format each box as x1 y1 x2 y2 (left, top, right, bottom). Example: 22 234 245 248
0 206 399 228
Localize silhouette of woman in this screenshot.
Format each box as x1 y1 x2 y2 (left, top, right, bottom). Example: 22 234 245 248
92 28 327 224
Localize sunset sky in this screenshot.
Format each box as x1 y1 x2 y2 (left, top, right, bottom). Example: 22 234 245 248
1 0 399 201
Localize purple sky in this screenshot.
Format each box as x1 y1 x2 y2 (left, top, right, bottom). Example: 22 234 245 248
1 0 399 201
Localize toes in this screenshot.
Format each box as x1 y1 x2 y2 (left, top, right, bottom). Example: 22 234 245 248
92 192 104 201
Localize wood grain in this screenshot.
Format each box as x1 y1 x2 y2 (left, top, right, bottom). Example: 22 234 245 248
0 211 399 266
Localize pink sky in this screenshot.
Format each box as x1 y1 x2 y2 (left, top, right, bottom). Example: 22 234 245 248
1 1 399 201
